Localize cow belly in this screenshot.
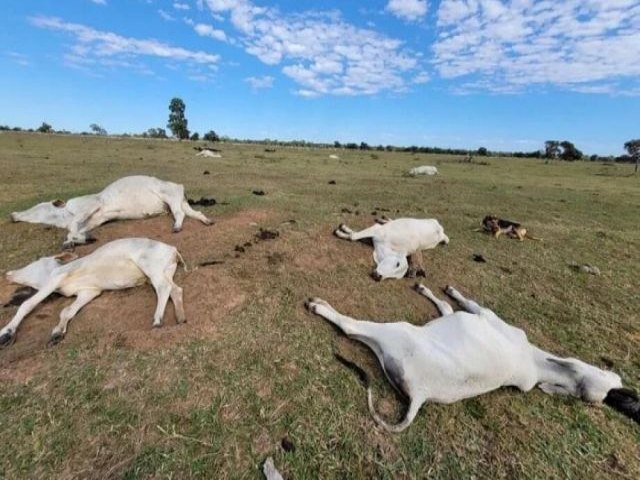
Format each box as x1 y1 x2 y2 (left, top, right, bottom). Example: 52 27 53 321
102 194 167 219
59 261 146 295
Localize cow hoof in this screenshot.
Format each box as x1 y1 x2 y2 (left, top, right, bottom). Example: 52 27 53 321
152 323 162 329
0 332 15 347
417 269 427 278
47 332 65 347
62 241 75 250
172 227 182 233
85 235 97 244
413 283 423 291
205 220 215 226
405 269 417 279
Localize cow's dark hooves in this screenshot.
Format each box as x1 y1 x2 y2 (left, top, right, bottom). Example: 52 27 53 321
62 242 75 250
85 236 97 244
417 269 427 278
172 227 182 233
152 323 162 329
413 283 422 291
47 332 64 347
0 332 15 347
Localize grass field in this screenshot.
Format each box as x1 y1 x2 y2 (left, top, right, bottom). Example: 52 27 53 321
0 132 638 479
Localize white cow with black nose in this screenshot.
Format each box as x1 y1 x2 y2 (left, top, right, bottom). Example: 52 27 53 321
306 285 639 432
10 175 213 248
335 218 449 280
1 238 187 347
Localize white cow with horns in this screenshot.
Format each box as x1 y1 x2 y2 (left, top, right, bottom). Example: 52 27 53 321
10 175 213 248
335 218 449 280
306 285 640 432
0 238 187 347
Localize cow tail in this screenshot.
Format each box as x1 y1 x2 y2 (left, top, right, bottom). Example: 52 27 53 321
176 250 189 272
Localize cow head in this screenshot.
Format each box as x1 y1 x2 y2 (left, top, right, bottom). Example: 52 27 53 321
10 200 72 229
539 357 623 403
6 252 77 290
372 243 409 280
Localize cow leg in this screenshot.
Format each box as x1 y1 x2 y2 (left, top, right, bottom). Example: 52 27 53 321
165 198 187 232
181 199 213 226
445 286 484 314
335 224 381 241
49 289 100 345
137 259 179 327
305 298 385 342
406 251 425 278
414 284 453 316
170 283 186 324
0 282 59 346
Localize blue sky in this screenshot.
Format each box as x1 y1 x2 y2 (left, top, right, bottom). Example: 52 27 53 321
1 0 639 155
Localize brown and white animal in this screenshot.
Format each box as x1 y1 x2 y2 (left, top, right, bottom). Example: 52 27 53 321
408 165 438 176
335 218 449 280
481 215 541 241
306 285 639 432
10 176 213 248
0 238 186 347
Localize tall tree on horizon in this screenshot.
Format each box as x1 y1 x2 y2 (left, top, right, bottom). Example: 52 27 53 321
624 139 640 174
167 97 189 140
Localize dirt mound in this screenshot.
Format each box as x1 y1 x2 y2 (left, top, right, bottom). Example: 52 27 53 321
0 209 276 382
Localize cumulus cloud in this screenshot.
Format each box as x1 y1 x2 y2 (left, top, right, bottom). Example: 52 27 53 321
29 16 220 78
173 2 190 10
89 0 107 5
386 0 429 22
245 75 274 90
433 0 640 94
193 23 227 42
158 9 175 21
201 0 423 96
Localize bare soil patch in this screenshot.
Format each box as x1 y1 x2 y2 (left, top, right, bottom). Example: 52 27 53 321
0 209 276 382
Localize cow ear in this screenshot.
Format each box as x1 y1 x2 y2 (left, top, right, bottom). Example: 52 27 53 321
52 199 66 208
54 252 78 264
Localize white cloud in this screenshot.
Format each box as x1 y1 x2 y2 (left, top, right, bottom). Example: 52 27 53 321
89 0 107 5
158 9 175 21
202 0 424 96
29 16 220 77
386 0 429 21
6 52 30 67
173 2 190 10
193 23 227 42
433 0 640 94
245 75 274 90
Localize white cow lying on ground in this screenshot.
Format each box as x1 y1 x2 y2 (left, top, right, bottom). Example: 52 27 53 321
335 218 449 280
196 150 221 158
408 165 438 176
10 176 212 248
0 238 186 347
306 285 639 432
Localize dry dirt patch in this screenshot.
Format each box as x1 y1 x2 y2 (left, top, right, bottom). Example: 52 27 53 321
0 209 277 382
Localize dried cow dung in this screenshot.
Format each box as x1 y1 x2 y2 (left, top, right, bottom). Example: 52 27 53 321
252 190 266 196
188 197 217 206
256 228 279 240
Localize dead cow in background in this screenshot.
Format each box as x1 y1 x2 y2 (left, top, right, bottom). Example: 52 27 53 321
0 238 187 347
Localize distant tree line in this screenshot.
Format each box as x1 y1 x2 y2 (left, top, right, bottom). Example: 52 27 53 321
1 98 637 171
